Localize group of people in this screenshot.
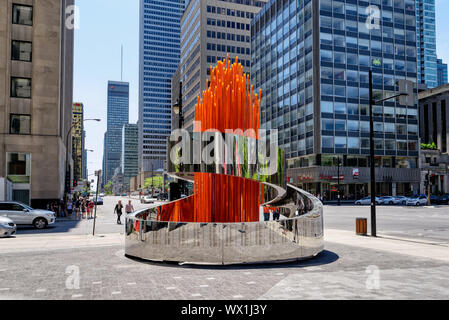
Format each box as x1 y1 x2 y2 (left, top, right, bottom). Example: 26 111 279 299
114 200 135 225
67 198 96 220
263 206 281 221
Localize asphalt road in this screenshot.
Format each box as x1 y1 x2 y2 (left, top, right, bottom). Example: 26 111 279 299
324 205 449 243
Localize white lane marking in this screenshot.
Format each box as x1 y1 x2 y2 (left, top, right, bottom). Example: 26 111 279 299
0 269 7 272
244 272 252 275
36 289 47 293
173 276 182 279
233 295 243 298
0 288 10 291
199 285 209 288
127 282 137 286
246 282 256 285
276 273 284 276
72 294 83 298
206 277 215 280
112 291 121 295
192 293 202 297
166 287 176 290
92 281 102 285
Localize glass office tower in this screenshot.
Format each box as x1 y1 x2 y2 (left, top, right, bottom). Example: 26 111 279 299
139 0 185 172
416 0 437 88
251 0 420 200
437 58 448 86
104 81 129 184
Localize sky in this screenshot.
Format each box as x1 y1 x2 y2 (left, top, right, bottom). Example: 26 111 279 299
74 0 449 186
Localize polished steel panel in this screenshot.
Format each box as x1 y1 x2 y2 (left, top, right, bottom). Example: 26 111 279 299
125 187 324 265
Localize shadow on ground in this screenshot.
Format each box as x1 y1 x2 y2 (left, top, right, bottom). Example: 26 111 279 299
15 218 84 235
125 250 339 270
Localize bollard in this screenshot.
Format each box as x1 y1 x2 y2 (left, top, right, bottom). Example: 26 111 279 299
356 218 368 236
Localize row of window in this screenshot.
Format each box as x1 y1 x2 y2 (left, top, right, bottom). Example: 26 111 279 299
207 43 250 56
207 5 256 19
206 18 250 31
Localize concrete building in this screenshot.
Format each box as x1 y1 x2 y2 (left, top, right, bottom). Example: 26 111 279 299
176 0 267 131
0 0 74 207
121 124 139 191
418 84 449 193
103 81 129 185
437 59 448 87
416 0 438 88
139 0 185 172
251 0 421 201
72 103 84 184
112 168 125 195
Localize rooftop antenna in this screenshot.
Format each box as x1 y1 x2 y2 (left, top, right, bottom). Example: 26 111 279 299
120 45 123 82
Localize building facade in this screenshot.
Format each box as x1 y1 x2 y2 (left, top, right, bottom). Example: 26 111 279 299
103 81 129 185
72 103 84 184
121 124 139 191
177 0 267 131
416 0 438 88
251 0 420 201
418 84 449 194
139 0 185 172
0 0 74 206
437 58 448 87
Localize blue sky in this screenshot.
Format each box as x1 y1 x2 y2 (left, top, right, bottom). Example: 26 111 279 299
74 0 449 184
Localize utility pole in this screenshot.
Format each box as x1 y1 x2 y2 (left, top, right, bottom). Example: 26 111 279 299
427 169 431 206
92 170 101 236
368 72 413 237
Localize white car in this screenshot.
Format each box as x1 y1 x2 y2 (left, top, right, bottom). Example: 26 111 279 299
141 196 156 204
0 202 56 229
355 197 381 205
379 196 396 205
406 195 428 206
0 216 16 238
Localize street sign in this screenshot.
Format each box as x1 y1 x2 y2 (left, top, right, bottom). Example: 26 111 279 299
353 168 360 180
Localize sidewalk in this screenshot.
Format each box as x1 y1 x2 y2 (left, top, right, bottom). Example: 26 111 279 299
0 233 124 254
325 228 449 263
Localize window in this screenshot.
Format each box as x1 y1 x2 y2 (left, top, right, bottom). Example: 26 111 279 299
6 153 31 184
11 77 31 98
10 114 30 134
12 40 32 62
12 4 33 26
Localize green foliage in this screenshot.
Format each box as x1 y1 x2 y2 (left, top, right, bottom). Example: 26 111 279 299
144 175 164 189
104 181 113 195
421 142 438 150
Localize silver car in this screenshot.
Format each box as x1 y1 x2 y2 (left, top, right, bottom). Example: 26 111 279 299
0 202 56 229
0 216 16 237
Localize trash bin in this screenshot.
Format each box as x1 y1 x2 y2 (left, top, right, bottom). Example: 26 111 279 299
356 218 367 236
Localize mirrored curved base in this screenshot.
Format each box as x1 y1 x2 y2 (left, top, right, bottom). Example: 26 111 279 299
125 211 324 266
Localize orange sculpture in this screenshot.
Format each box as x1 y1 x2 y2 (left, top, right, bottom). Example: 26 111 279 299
158 55 265 223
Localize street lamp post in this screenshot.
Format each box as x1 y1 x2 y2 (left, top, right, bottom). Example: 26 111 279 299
336 157 342 206
93 169 101 236
368 70 411 237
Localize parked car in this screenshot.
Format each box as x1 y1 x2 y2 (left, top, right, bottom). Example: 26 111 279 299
406 195 428 206
0 202 56 229
94 197 104 205
0 216 16 238
141 196 156 204
355 197 380 205
430 195 441 204
157 193 168 201
379 196 396 205
394 196 408 205
438 194 449 205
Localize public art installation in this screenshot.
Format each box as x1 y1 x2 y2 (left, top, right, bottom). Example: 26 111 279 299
126 55 324 265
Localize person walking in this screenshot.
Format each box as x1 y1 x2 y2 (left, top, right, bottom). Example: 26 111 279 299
114 200 124 225
67 201 73 219
81 199 87 219
125 200 134 215
87 200 95 219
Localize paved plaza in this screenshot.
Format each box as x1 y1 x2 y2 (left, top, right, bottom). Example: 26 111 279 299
0 197 448 300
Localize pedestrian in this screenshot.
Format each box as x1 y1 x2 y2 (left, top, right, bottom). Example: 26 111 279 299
114 200 124 225
67 201 73 218
273 207 280 221
125 200 134 215
75 198 81 220
263 206 270 221
81 199 87 219
88 200 95 219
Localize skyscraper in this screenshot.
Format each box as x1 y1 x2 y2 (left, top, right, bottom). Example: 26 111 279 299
251 0 421 200
437 59 448 86
139 0 185 171
103 81 129 184
72 103 85 184
121 124 139 191
416 0 438 88
175 0 267 130
0 0 74 207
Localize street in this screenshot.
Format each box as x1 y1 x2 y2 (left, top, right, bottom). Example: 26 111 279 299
0 197 448 300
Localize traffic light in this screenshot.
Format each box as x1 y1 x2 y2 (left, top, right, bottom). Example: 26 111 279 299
73 179 78 187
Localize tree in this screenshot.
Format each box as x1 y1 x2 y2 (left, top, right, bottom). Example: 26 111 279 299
104 181 113 195
143 175 164 189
